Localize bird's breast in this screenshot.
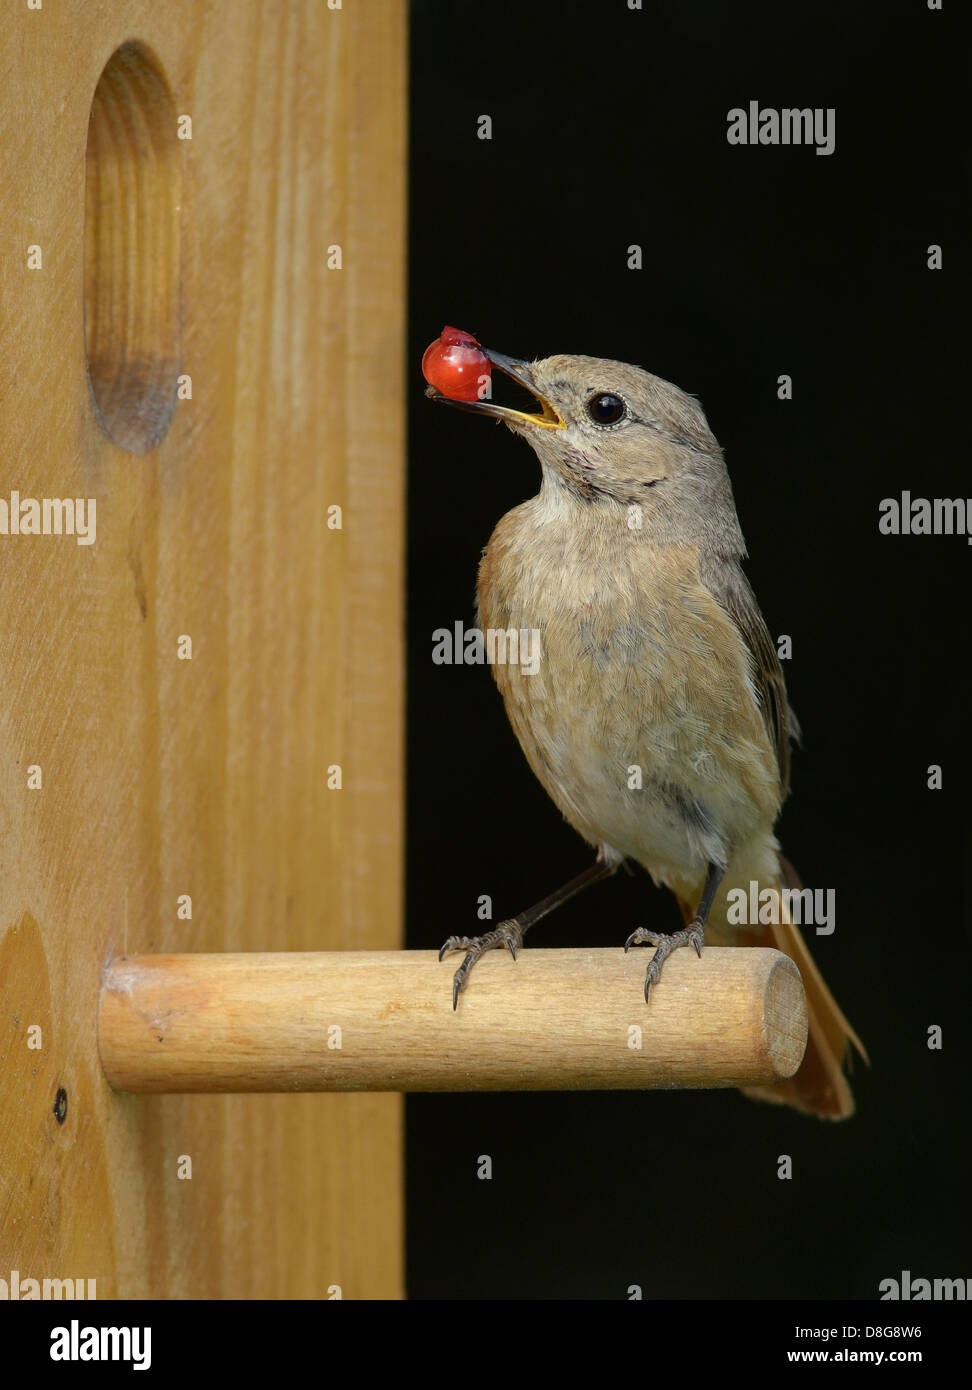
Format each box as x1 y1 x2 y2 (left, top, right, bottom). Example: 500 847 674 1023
476 501 781 880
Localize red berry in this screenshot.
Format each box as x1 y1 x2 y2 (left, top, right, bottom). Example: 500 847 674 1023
422 325 491 402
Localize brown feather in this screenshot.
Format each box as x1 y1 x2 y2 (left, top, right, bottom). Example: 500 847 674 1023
698 552 795 798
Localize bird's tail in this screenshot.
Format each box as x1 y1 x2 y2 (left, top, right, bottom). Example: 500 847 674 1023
680 856 868 1119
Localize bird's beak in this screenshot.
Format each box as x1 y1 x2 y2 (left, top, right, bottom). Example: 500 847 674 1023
425 350 565 430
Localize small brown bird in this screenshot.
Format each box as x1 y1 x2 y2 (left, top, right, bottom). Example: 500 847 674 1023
429 347 866 1118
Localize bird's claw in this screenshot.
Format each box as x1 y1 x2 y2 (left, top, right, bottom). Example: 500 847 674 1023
438 921 524 1009
624 926 660 952
624 920 705 1001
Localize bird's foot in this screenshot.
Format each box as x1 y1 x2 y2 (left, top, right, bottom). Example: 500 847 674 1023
624 920 704 1002
439 920 524 1010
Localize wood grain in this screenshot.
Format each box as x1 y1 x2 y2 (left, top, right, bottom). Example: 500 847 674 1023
99 949 809 1093
0 0 404 1300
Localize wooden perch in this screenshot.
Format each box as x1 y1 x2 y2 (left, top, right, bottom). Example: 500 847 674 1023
98 948 808 1093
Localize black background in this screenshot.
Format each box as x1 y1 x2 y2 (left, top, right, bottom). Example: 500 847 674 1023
407 0 970 1299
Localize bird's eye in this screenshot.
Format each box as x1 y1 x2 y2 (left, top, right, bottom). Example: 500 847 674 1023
587 392 627 426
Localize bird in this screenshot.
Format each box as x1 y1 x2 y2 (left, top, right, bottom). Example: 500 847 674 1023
427 346 866 1118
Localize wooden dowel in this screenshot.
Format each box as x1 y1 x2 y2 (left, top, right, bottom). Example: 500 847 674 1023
98 949 807 1094
98 949 806 1093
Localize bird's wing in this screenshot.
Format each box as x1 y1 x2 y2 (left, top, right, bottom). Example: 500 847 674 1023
698 553 796 798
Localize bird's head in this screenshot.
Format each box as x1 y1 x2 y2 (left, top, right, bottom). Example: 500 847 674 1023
427 348 742 546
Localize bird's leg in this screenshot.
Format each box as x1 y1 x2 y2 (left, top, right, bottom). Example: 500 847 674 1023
625 859 726 1002
440 852 621 1009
